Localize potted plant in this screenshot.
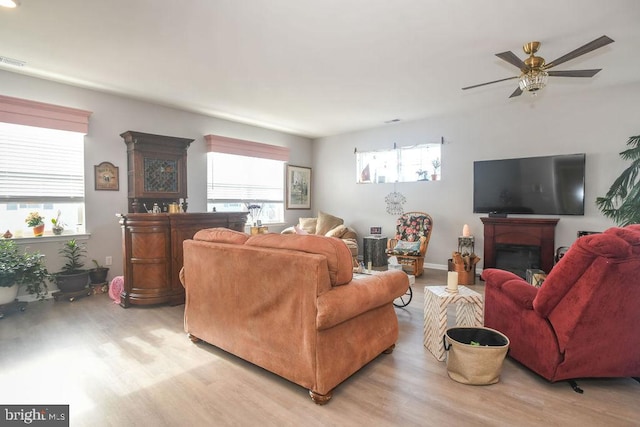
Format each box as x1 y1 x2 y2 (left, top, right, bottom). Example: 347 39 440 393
431 158 441 181
51 210 65 235
89 259 109 284
596 134 640 226
0 240 51 303
416 169 429 181
25 211 45 237
54 239 90 293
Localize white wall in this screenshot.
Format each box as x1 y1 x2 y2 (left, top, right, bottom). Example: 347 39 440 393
312 82 640 271
2 67 638 294
0 70 312 297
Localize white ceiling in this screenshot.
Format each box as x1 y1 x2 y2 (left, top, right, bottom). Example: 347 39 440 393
1 0 639 138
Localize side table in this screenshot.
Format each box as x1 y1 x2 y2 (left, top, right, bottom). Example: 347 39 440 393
423 286 484 361
363 236 388 268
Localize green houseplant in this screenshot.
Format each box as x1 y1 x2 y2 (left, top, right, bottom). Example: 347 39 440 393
51 210 65 235
431 157 441 181
55 239 90 293
25 211 46 237
89 259 109 284
596 134 640 226
0 240 50 302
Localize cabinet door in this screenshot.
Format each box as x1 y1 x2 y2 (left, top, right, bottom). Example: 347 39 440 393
120 216 174 307
141 153 183 196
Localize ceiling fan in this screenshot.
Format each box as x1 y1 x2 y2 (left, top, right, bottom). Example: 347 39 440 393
462 35 614 98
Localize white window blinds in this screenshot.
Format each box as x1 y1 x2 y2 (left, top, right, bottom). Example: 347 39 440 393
207 152 284 203
0 122 85 202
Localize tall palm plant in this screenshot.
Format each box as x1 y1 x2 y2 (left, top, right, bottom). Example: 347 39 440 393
596 134 640 226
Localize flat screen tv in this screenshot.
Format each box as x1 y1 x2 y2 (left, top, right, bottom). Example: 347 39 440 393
473 153 585 215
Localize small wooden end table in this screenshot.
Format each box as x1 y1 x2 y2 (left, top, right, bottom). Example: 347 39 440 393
423 285 484 361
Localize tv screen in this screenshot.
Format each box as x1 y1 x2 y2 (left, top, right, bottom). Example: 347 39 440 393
473 154 585 215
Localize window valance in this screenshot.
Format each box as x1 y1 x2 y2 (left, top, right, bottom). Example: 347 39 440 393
0 94 92 134
205 134 289 161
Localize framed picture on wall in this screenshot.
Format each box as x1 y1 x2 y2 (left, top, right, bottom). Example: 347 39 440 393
94 161 119 191
286 164 311 209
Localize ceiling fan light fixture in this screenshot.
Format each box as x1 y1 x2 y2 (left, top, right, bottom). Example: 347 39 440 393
518 69 548 95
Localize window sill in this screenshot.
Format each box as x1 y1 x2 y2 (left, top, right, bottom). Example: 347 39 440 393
9 232 91 245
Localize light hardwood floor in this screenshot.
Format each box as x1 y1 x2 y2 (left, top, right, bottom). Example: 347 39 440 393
0 269 638 426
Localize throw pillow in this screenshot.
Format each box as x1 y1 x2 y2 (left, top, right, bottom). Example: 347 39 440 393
298 217 317 234
315 211 344 236
294 225 309 235
392 240 421 255
325 224 348 238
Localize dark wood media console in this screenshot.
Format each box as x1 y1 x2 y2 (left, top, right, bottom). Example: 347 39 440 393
480 217 559 274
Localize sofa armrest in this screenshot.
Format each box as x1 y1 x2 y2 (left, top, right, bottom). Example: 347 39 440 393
316 270 408 330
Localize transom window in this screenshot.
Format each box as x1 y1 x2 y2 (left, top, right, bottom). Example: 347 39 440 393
356 143 442 183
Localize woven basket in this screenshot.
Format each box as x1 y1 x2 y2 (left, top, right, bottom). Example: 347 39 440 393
443 327 510 385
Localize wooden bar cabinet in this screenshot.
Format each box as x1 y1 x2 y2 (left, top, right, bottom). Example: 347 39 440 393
117 212 247 307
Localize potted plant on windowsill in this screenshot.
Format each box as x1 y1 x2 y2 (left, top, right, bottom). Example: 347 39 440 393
54 239 90 293
0 240 51 304
25 211 46 237
51 210 65 236
431 158 441 181
89 259 109 284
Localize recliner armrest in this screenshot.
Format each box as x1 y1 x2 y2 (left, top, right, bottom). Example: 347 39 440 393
482 268 537 309
500 280 537 309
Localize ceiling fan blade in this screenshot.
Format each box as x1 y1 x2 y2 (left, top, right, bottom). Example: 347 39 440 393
547 69 602 78
544 35 614 70
509 87 523 98
462 75 518 90
495 51 528 70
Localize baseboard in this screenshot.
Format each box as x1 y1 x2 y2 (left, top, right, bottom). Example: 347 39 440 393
424 262 484 276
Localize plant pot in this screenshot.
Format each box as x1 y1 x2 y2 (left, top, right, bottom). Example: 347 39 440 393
0 284 19 305
52 226 64 235
55 271 90 293
89 267 109 284
32 224 45 237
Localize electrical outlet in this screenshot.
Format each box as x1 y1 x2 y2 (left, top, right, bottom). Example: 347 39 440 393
105 256 112 266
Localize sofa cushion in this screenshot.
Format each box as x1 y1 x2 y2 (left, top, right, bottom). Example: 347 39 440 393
246 233 353 286
294 225 309 235
298 217 317 234
315 211 344 236
193 227 250 245
325 224 349 238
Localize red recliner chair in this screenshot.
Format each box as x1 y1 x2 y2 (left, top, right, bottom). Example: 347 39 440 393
482 225 640 389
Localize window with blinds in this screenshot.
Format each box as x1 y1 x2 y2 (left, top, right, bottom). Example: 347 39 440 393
207 152 284 224
0 122 85 236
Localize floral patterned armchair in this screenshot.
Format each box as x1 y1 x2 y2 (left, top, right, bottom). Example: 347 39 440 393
386 212 433 277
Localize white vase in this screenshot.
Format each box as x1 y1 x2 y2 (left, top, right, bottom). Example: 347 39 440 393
0 284 19 305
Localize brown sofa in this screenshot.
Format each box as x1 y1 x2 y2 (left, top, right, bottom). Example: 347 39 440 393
181 228 408 404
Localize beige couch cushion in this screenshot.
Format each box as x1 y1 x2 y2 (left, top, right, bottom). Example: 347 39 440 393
325 224 349 238
298 217 318 234
315 211 344 236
